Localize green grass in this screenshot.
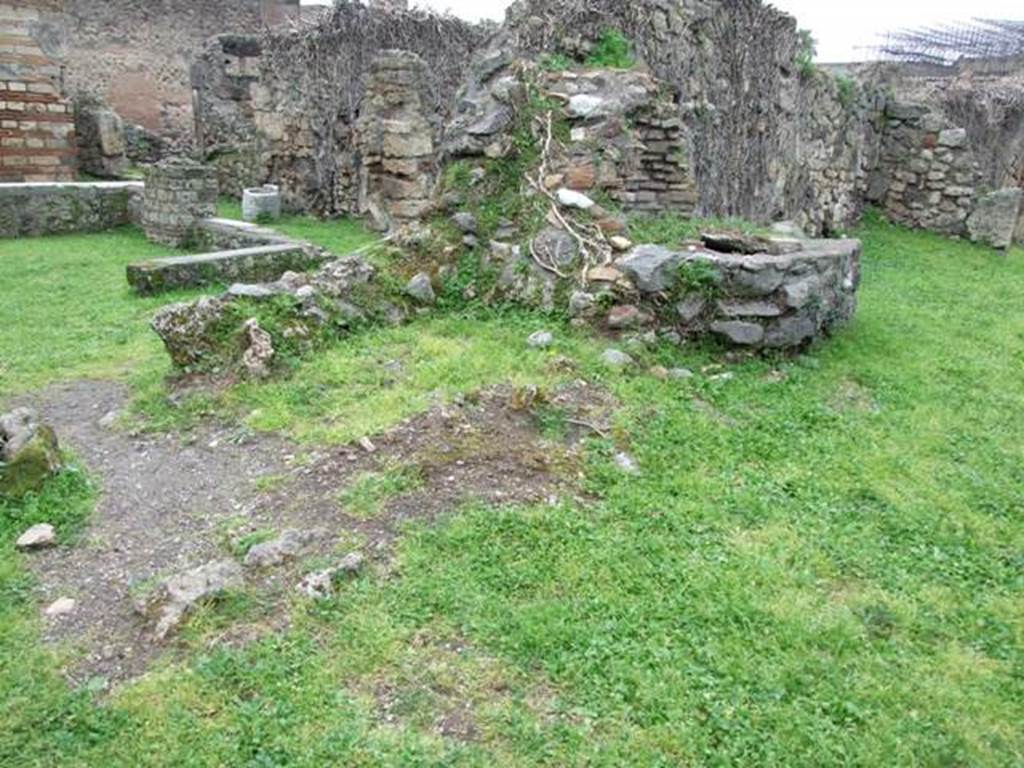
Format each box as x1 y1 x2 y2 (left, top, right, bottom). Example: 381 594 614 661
338 463 425 520
0 227 211 395
0 213 1022 765
627 212 772 245
216 199 377 258
131 310 600 444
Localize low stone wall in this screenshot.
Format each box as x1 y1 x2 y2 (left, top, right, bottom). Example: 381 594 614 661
126 243 325 296
597 237 861 350
0 181 143 237
127 216 334 294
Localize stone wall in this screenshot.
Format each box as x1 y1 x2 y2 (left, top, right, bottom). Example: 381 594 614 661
0 181 142 236
62 0 300 149
870 103 981 236
495 0 875 235
0 0 76 182
192 2 488 214
191 35 266 196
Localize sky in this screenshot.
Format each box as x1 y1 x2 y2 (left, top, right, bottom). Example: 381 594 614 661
303 0 1022 62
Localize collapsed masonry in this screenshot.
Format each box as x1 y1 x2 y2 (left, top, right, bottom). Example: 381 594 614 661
190 0 1024 248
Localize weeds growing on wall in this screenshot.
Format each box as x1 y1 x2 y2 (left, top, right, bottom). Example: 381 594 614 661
585 28 635 69
796 29 817 78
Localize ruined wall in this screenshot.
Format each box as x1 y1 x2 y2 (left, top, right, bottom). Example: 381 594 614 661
494 0 877 234
193 2 489 213
0 181 142 236
0 0 75 182
192 34 266 195
62 0 300 149
849 61 1024 242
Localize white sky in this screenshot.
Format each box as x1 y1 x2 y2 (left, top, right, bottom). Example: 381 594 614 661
303 0 1023 62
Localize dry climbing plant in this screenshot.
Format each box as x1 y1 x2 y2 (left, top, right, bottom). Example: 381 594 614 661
259 1 488 215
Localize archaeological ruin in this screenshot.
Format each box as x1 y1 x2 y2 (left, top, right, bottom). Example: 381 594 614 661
1 0 1022 359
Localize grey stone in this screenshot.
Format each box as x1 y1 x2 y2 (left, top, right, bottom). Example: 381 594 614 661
676 293 707 323
533 227 579 268
45 597 77 618
601 349 635 368
967 188 1023 250
782 276 820 309
937 128 967 148
568 94 606 118
466 105 513 136
244 528 327 569
556 188 596 210
405 272 436 304
527 330 554 349
716 299 782 318
296 552 365 600
764 314 819 348
1 410 60 498
227 283 278 300
616 245 682 293
711 321 765 346
16 523 56 551
886 102 928 120
241 318 274 378
128 244 325 296
614 452 640 475
729 267 784 296
771 220 806 238
569 291 596 316
668 368 695 380
137 560 244 639
451 211 477 233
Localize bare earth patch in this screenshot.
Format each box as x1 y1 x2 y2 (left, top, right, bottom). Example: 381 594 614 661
16 378 614 686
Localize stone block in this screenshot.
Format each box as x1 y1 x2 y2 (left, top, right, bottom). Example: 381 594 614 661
967 188 1023 250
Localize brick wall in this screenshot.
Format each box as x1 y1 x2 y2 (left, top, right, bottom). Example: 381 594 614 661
63 0 300 148
0 0 76 182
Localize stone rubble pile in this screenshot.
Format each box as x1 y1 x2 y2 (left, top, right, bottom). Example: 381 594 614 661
151 254 405 374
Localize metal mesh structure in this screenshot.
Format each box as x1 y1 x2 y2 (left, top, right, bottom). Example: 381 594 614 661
878 18 1024 66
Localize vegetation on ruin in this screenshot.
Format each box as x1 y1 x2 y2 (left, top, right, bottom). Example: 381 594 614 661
796 29 818 78
1 214 1023 764
584 28 635 70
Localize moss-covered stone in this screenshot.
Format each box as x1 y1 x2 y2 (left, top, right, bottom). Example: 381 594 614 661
0 424 61 499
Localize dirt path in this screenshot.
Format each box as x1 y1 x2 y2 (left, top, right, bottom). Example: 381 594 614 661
14 378 613 685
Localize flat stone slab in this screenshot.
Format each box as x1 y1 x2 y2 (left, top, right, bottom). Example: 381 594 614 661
127 243 327 295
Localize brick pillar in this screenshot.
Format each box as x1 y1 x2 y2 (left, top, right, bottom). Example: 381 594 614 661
142 158 218 247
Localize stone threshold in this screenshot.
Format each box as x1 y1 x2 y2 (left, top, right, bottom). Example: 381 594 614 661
127 217 328 296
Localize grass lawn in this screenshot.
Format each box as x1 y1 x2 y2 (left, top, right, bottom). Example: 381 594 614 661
0 214 1022 765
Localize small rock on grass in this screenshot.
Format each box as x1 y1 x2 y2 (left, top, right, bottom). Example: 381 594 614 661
601 349 635 369
45 597 76 618
296 552 366 600
404 273 436 305
614 452 640 475
16 523 56 551
451 211 477 234
669 368 695 380
137 559 244 639
244 528 327 569
527 331 554 349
